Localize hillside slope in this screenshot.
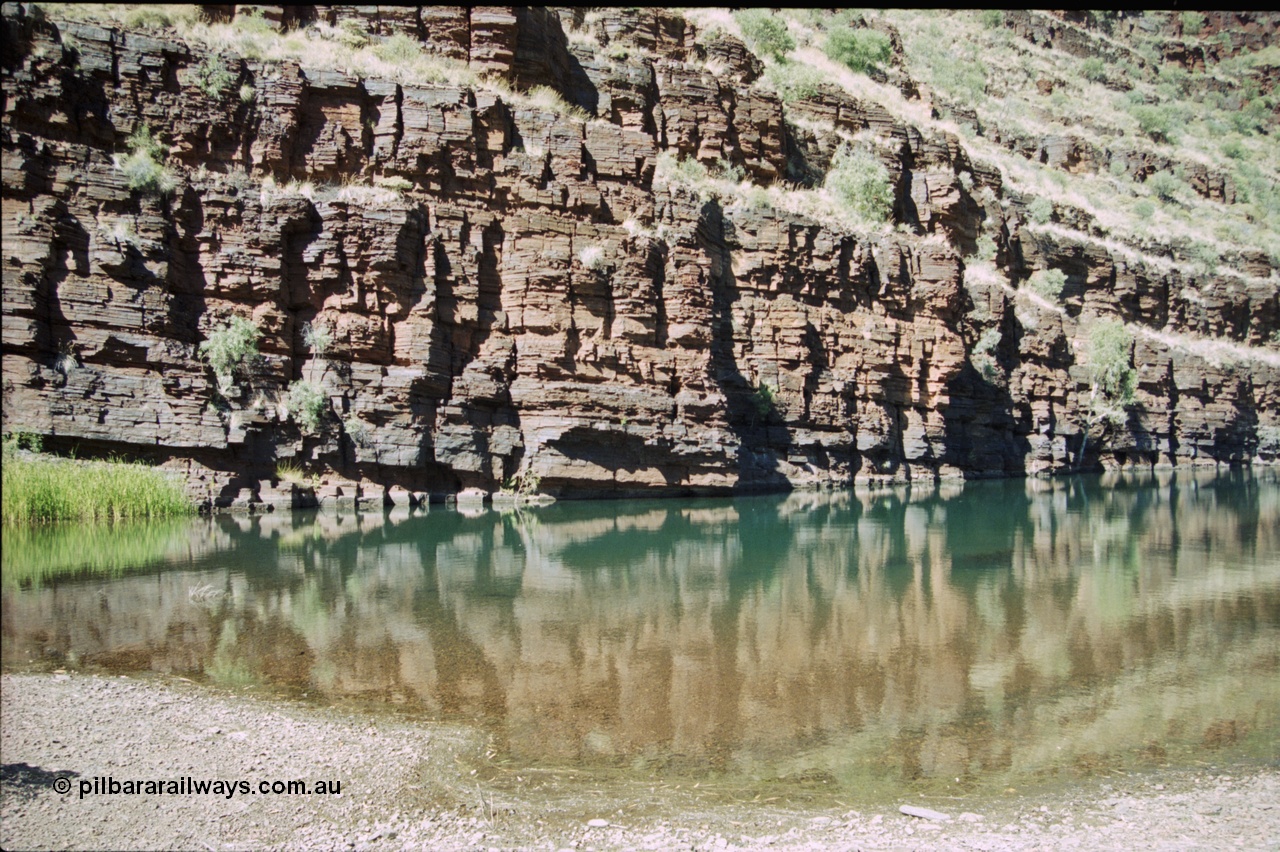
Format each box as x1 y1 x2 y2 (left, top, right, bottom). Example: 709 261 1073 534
2 5 1277 505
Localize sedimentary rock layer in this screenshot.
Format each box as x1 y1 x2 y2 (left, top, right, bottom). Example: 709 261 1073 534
1 6 1276 506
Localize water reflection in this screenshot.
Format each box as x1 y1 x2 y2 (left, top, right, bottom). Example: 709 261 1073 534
4 469 1279 798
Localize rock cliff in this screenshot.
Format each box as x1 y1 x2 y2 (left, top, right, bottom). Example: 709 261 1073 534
2 6 1277 506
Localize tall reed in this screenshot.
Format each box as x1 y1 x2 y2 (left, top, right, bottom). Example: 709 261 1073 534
2 446 194 525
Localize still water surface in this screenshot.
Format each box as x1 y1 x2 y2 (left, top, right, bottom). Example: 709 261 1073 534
4 470 1279 803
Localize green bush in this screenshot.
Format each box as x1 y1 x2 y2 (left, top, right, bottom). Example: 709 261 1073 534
735 9 794 61
373 33 421 64
199 316 261 390
825 144 894 223
980 10 1003 29
751 382 778 420
116 125 175 196
195 57 235 100
1134 199 1155 219
763 61 825 102
1147 170 1182 203
1180 11 1206 36
1027 268 1066 300
1081 57 1106 82
1087 320 1136 409
825 27 892 75
1027 196 1054 224
1131 104 1174 142
287 381 327 434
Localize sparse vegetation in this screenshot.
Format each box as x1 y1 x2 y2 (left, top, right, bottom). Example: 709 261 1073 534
972 327 1002 380
734 9 794 61
373 33 421 64
199 316 261 392
499 467 542 498
116 124 176 196
302 321 332 356
275 460 316 486
825 144 894 223
1027 268 1066 300
1027 197 1054 225
342 415 368 446
763 61 825 103
194 56 235 100
1085 320 1136 419
750 381 778 421
1147 171 1182 203
578 245 608 272
287 381 327 434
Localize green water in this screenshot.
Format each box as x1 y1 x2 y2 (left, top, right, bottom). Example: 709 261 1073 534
4 469 1279 803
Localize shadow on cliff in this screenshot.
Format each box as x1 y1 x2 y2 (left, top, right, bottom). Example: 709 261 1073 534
700 199 793 493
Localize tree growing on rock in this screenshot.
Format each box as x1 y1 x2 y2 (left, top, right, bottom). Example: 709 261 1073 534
1076 319 1137 468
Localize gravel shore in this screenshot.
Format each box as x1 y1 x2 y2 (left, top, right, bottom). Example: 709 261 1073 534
2 673 1277 851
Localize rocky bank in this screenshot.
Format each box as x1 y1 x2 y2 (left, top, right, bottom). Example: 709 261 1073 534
2 6 1278 507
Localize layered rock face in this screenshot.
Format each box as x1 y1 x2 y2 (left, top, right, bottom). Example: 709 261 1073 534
2 5 1277 506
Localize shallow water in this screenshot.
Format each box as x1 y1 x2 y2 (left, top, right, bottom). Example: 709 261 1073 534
4 469 1279 804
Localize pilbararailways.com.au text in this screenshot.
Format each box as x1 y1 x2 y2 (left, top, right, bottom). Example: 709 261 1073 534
65 776 341 800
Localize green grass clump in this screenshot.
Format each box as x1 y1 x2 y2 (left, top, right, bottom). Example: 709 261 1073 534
825 27 892 75
2 445 193 526
116 124 176 196
825 144 894 223
735 9 794 61
287 381 327 434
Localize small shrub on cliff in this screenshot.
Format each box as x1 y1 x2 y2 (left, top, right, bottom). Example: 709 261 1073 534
972 327 1002 380
302 321 332 356
1081 57 1106 83
200 316 261 392
195 56 235 101
578 245 609 272
1027 268 1066 301
343 415 368 447
751 382 779 421
825 28 892 75
1026 196 1053 224
287 381 327 434
116 124 176 197
1180 11 1207 37
239 83 256 104
734 9 794 62
1085 320 1136 421
1147 170 1182 203
825 144 894 224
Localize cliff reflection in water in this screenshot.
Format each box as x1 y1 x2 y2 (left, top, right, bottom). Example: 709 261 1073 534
4 470 1279 792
